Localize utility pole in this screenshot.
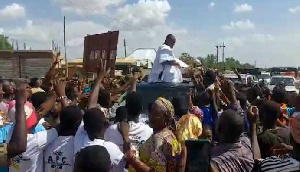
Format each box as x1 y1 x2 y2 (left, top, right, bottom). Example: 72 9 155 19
24 43 26 50
63 16 68 77
220 42 226 71
16 40 19 50
215 45 219 66
124 39 127 57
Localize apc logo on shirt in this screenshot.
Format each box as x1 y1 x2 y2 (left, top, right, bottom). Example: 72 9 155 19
46 151 71 170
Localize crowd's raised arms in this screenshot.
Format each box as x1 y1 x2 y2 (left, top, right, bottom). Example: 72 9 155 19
0 34 299 172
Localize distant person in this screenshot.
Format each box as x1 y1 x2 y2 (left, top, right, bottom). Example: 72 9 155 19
148 34 187 83
29 78 45 94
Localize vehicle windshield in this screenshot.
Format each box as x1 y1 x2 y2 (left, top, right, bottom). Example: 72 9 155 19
258 74 270 80
270 77 294 86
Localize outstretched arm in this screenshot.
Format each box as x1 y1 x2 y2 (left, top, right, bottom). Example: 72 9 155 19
7 84 28 158
88 59 110 109
248 106 261 160
42 53 60 92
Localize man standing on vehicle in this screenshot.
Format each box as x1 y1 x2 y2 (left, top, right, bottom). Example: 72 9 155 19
148 34 185 83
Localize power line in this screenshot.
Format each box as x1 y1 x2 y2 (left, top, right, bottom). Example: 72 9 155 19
64 0 145 31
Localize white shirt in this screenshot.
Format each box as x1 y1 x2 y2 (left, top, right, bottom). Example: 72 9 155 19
148 44 183 83
44 136 75 172
74 123 126 172
7 128 58 172
104 121 153 158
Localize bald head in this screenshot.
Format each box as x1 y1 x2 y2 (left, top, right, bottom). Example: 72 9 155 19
165 34 176 48
217 109 244 143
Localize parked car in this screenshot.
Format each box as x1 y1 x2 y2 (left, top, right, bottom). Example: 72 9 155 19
257 72 271 85
223 74 258 85
268 75 299 94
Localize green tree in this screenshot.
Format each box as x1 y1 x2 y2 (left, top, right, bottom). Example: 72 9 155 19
198 54 217 69
0 35 13 50
225 57 241 69
180 52 194 65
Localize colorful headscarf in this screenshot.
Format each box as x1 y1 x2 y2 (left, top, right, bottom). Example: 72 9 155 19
8 100 37 130
155 97 176 131
189 106 203 121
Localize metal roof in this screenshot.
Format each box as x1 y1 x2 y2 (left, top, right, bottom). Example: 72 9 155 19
127 48 156 62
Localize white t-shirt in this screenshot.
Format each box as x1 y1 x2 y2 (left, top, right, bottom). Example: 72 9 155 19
104 121 153 157
44 136 75 172
74 123 126 172
7 128 58 172
148 44 183 83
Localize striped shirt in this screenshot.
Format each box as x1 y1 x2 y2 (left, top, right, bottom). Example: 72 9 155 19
211 136 254 172
258 155 300 172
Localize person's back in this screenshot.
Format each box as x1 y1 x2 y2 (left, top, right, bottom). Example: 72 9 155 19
211 110 254 172
75 108 126 172
44 106 82 172
105 93 152 154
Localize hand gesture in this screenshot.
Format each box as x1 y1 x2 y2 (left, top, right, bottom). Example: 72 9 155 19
15 84 30 104
111 94 121 103
97 59 111 79
54 80 66 97
54 53 60 64
79 92 90 100
247 106 259 124
125 150 136 163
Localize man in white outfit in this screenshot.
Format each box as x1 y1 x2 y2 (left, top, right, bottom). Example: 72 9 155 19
148 34 184 83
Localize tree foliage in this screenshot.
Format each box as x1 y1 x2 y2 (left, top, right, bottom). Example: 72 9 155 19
180 52 254 70
0 35 13 50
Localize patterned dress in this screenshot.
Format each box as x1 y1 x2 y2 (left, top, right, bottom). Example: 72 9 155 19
139 129 181 172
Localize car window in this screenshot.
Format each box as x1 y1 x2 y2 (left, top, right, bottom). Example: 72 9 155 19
270 77 294 86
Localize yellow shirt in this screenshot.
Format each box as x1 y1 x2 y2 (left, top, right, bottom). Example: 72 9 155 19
176 114 202 142
31 87 45 94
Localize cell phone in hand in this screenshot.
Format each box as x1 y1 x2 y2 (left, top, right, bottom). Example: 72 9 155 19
251 106 258 115
185 139 211 172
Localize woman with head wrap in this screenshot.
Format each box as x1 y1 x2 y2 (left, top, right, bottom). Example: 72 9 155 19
126 97 183 172
172 95 202 143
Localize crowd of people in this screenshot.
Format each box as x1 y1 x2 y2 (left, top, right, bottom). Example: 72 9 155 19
0 38 299 172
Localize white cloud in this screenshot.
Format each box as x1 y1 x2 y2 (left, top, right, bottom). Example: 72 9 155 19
288 6 300 13
111 0 171 30
0 28 4 34
209 2 215 8
0 3 26 21
3 20 108 58
234 4 253 13
52 0 125 15
251 34 275 42
222 20 255 31
5 20 60 43
222 34 275 47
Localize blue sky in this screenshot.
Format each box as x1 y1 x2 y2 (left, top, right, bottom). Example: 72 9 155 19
1 0 300 67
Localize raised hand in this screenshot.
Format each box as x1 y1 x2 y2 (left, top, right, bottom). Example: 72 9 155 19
247 106 259 124
97 58 111 79
54 80 66 97
15 84 30 104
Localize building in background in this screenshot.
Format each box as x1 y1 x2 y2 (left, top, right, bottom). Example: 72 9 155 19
0 50 61 79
